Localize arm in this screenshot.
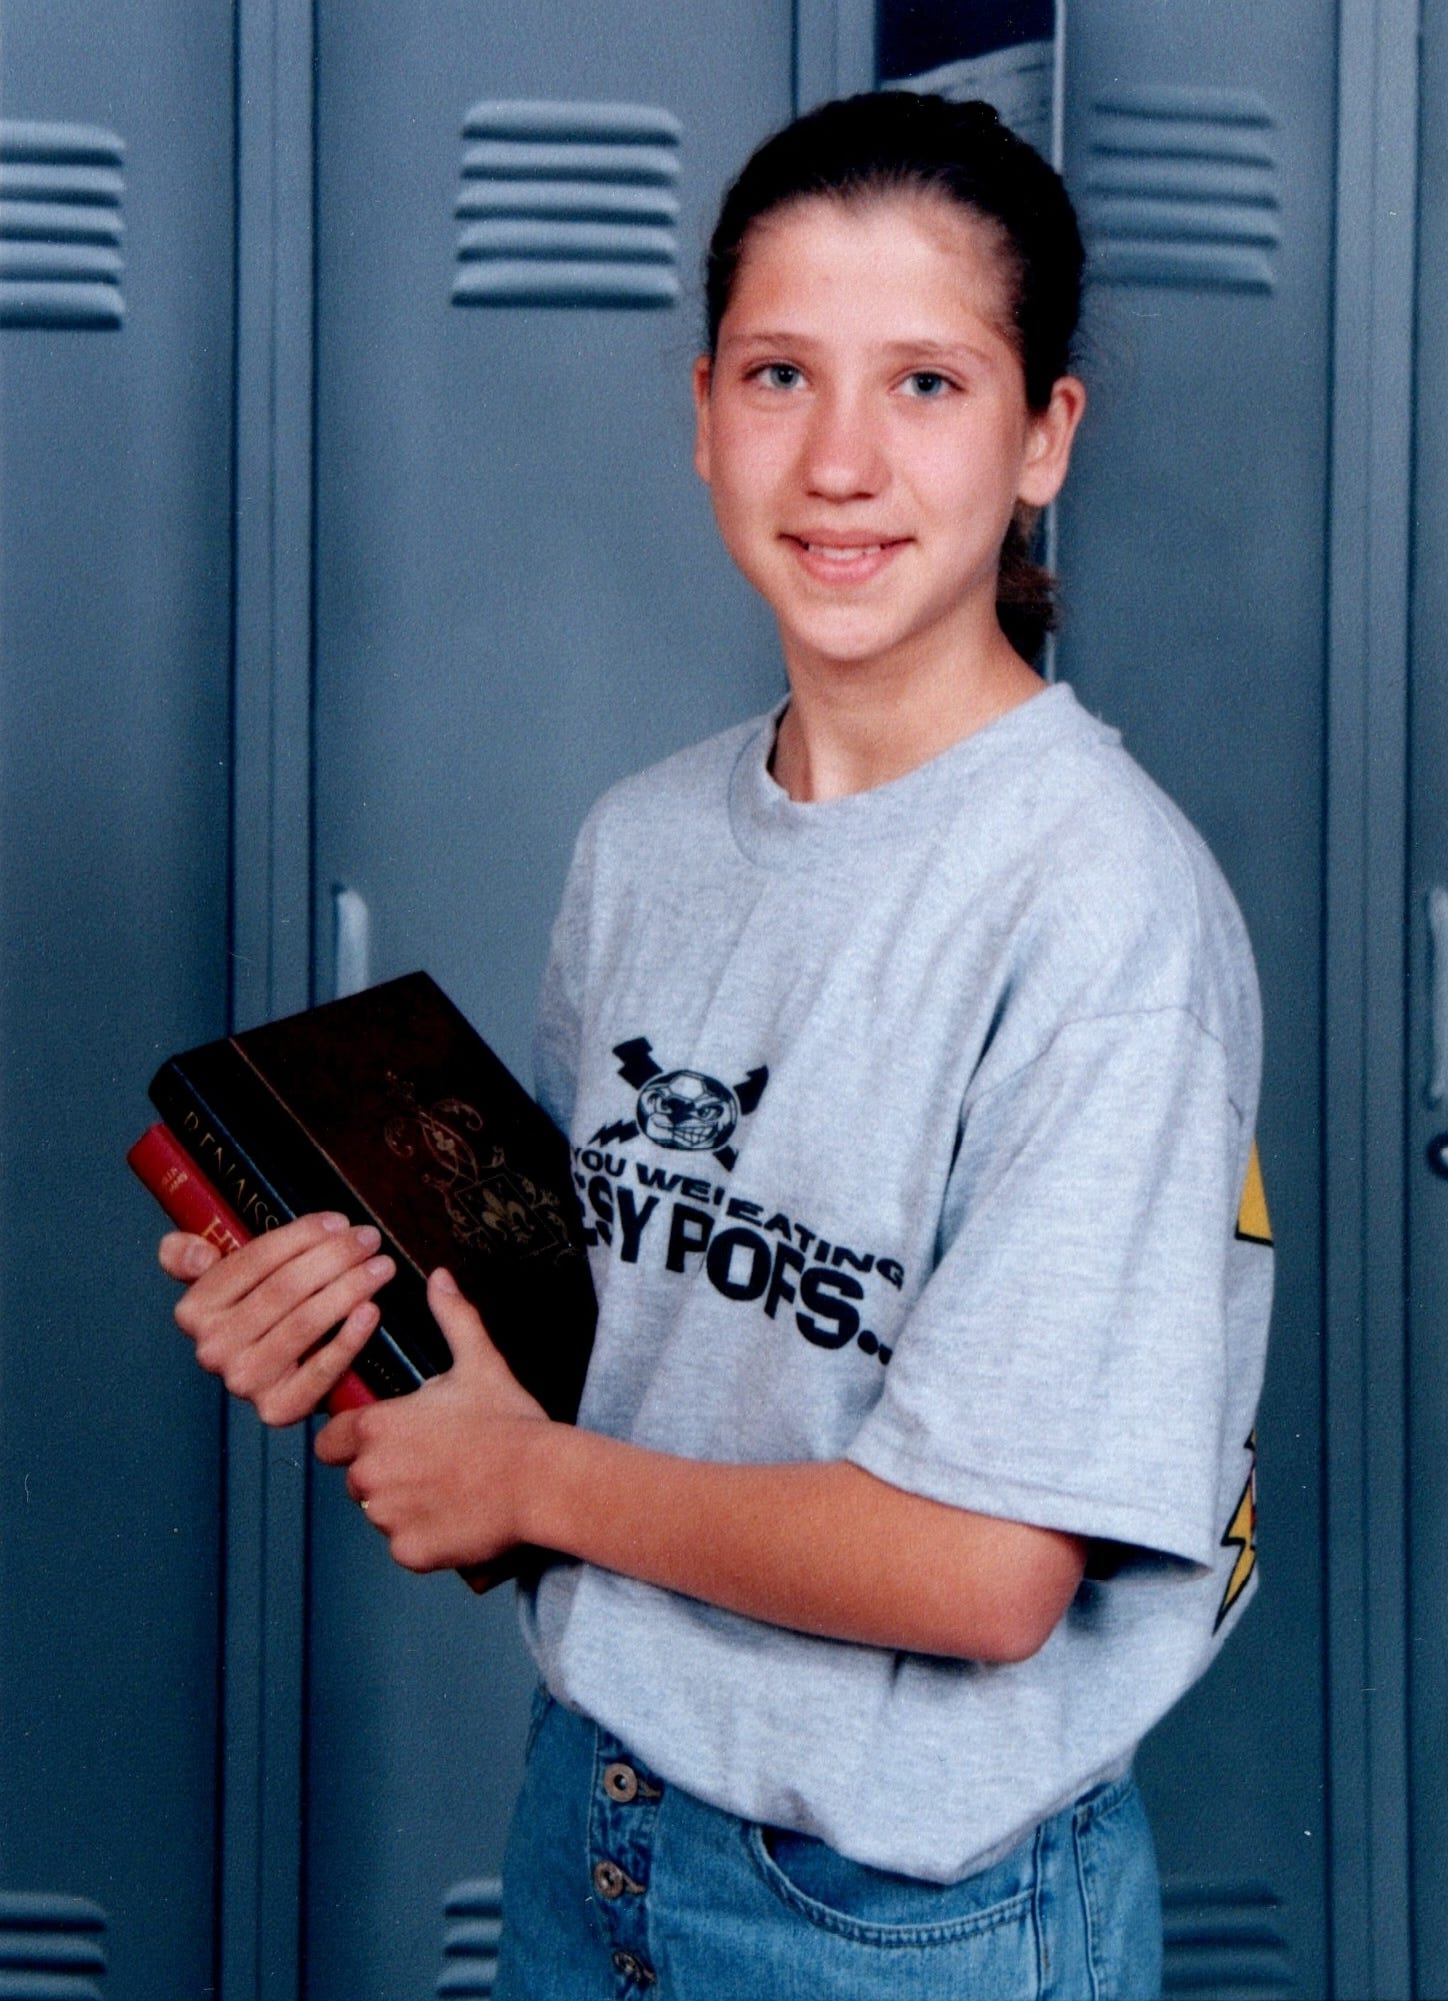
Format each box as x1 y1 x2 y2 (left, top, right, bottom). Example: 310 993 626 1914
524 1432 1084 1663
315 1270 1086 1664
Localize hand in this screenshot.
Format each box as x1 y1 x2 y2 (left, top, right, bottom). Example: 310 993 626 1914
313 1268 551 1573
160 1212 395 1426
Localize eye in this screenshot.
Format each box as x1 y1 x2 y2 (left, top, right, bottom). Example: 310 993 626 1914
901 370 953 399
753 361 804 391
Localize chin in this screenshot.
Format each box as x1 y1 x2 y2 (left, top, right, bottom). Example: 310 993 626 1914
782 616 923 674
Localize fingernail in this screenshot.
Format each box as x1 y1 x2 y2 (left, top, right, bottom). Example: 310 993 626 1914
430 1266 459 1295
320 1213 349 1232
364 1254 393 1279
353 1224 381 1252
183 1240 216 1277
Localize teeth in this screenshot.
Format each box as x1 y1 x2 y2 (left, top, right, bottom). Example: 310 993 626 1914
805 542 883 560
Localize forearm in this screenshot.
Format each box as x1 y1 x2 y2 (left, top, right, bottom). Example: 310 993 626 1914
516 1424 1085 1663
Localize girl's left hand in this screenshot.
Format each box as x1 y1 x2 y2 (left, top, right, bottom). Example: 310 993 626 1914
313 1266 551 1573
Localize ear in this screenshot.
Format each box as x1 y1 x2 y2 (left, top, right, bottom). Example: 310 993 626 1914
1016 374 1086 511
691 353 714 485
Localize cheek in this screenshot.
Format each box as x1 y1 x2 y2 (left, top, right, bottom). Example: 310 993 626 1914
704 425 798 560
916 411 1028 513
708 407 789 495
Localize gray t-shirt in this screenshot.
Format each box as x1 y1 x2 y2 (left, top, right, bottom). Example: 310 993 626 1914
523 682 1273 1882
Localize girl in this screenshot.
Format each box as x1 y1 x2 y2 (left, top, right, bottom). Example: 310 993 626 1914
162 93 1270 2000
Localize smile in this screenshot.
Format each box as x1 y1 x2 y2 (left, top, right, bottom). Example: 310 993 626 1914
787 537 907 584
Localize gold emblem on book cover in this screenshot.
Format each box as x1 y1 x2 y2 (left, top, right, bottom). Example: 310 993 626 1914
385 1082 573 1261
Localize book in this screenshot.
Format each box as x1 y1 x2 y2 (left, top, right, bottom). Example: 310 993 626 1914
129 1117 519 1590
127 1121 377 1415
141 970 596 1423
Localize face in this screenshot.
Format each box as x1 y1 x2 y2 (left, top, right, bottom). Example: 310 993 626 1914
693 193 1084 685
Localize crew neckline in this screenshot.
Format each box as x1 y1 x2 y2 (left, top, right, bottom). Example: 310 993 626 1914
728 680 1094 869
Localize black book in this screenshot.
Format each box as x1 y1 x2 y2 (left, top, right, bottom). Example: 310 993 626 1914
148 971 595 1423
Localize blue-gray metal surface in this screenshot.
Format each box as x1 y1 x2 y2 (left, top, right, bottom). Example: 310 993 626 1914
451 103 684 310
795 0 878 109
1409 0 1448 1989
1324 4 1418 1995
224 2 318 1998
0 121 126 329
1058 4 1337 1993
0 1 235 1995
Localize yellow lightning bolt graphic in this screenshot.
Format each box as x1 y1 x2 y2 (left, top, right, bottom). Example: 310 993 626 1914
1214 1429 1258 1631
1235 1142 1272 1245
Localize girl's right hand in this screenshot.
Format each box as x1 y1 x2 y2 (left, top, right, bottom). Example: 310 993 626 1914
159 1213 395 1428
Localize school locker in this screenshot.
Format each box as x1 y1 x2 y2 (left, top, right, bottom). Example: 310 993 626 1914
1410 0 1448 1990
1056 8 1336 1995
0 0 1426 1994
302 7 798 1996
0 1 234 1996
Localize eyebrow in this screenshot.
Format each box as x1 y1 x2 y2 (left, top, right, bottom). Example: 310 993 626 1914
719 330 1001 369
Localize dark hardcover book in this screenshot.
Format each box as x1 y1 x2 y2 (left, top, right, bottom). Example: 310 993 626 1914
146 970 595 1424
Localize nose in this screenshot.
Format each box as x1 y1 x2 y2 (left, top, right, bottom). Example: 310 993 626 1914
800 381 886 501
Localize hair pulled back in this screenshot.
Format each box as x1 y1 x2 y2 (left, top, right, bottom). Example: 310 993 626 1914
703 92 1085 664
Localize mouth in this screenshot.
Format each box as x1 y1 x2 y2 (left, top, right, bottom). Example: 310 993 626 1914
786 535 907 584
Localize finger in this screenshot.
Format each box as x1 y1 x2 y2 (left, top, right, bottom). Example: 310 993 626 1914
232 1227 390 1346
180 1223 388 1360
425 1267 544 1419
425 1266 495 1365
252 1299 381 1429
183 1211 355 1312
159 1232 222 1282
214 1250 395 1395
314 1402 367 1466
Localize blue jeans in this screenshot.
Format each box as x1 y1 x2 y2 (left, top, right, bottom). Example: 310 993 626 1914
494 1689 1163 2000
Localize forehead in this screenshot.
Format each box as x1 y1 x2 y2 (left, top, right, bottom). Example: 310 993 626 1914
724 190 1016 343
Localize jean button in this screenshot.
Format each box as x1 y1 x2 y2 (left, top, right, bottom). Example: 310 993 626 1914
593 1859 627 1899
603 1760 639 1803
612 1949 655 1984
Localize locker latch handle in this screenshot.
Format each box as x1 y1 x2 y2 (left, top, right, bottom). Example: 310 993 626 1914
334 885 370 998
1429 886 1448 1105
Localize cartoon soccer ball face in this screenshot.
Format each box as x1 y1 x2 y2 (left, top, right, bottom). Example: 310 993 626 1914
637 1070 739 1152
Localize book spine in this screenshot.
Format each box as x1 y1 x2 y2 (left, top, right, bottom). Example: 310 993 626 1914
127 1122 249 1253
149 1053 432 1400
127 1121 375 1417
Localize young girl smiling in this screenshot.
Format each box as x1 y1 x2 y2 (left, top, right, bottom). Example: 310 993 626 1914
163 93 1270 1999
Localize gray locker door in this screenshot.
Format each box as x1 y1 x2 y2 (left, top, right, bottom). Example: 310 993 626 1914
299 7 1352 1999
1411 0 1448 1989
304 6 797 1995
0 2 234 1996
1057 6 1333 1995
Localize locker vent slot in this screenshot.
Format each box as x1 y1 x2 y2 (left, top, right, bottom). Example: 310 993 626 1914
437 1876 501 1997
453 100 680 309
1162 1879 1294 1997
0 1888 107 1998
1084 87 1279 294
0 122 125 329
884 40 1056 161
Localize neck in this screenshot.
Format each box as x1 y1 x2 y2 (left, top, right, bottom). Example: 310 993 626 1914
770 625 1045 803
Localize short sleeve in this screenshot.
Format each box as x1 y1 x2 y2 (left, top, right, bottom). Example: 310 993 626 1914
847 1006 1242 1567
531 816 599 1135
